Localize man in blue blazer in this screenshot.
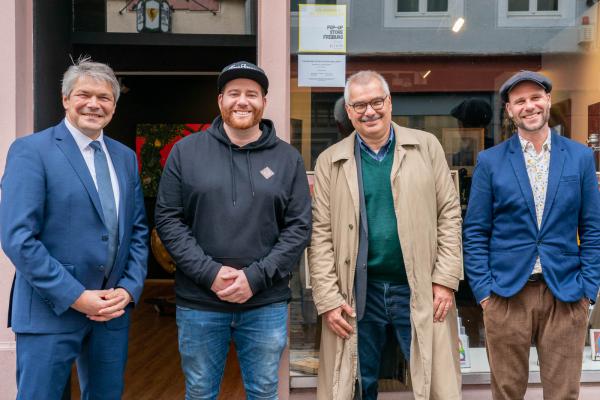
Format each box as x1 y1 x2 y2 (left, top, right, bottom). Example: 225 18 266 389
0 58 148 399
464 70 600 399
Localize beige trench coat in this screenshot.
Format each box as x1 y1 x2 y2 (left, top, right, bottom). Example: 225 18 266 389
308 123 463 400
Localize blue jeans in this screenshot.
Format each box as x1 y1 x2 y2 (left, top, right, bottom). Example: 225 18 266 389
176 302 288 400
358 281 411 400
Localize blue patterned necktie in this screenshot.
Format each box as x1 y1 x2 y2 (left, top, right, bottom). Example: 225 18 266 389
90 141 118 277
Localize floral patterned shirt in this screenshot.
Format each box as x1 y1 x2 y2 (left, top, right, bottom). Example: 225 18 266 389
519 133 551 275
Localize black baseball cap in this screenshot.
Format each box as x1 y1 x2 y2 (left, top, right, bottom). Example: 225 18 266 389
499 70 552 103
217 61 269 94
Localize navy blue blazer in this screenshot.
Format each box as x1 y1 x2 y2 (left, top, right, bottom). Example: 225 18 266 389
0 121 149 333
463 131 600 304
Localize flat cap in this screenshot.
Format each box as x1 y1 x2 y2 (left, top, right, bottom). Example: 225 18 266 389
217 61 269 94
499 70 552 103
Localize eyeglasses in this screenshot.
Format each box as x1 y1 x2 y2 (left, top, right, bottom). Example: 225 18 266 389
348 96 388 114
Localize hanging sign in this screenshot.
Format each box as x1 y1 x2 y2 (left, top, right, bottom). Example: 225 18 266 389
298 5 347 53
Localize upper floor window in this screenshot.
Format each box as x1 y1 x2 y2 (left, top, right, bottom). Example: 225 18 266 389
499 0 574 27
385 0 463 28
397 0 449 13
508 0 558 13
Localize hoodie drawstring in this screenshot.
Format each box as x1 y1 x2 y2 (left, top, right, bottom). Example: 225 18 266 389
246 151 255 198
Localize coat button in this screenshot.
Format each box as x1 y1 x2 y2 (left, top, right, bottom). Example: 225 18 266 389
342 293 347 300
99 265 105 271
345 258 350 265
102 235 108 241
349 224 354 230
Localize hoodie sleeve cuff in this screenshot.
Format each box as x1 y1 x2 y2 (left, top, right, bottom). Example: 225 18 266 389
243 261 266 295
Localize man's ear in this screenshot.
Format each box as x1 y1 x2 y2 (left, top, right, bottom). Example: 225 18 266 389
505 102 512 119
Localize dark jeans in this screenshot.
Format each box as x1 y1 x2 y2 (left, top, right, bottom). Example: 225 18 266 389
358 281 411 400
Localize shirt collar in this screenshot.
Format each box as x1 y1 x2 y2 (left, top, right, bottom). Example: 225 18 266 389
356 124 395 158
519 131 551 153
64 117 105 151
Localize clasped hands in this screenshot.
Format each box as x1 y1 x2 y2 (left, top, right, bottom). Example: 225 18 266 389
72 287 131 322
210 266 253 304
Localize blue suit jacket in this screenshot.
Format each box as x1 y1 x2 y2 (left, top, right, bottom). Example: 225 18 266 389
0 121 149 333
463 131 600 304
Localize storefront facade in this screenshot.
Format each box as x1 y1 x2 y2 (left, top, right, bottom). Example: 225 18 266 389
2 0 600 398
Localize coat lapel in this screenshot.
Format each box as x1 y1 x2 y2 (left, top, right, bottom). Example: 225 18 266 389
54 122 105 223
333 133 360 222
540 132 565 232
104 138 127 242
508 134 537 227
391 123 418 183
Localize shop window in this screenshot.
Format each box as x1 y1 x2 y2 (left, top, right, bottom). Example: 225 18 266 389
384 0 463 28
498 0 574 27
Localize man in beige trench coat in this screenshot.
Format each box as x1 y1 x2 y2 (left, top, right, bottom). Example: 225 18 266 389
309 70 463 400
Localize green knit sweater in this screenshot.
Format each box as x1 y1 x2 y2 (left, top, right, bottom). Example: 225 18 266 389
360 144 408 284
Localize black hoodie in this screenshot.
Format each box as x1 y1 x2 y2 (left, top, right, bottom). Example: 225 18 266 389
155 116 312 311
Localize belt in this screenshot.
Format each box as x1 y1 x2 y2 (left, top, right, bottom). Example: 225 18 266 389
528 273 544 282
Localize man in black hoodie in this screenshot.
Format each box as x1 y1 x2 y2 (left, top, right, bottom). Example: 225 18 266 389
155 61 312 400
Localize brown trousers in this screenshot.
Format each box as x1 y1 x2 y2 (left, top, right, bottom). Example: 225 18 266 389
483 281 589 400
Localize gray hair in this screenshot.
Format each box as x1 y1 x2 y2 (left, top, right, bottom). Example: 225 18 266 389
343 70 390 104
62 56 120 102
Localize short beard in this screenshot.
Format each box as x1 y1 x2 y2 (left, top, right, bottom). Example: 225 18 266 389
513 107 550 133
221 107 263 130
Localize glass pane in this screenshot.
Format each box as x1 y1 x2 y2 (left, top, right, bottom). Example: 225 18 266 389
290 0 600 383
537 0 558 11
293 0 337 12
397 0 419 12
508 0 529 11
427 0 448 12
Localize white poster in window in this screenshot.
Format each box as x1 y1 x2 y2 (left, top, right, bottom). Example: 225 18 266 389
299 4 346 53
298 54 346 88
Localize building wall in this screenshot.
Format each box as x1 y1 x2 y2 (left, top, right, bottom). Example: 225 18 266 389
107 0 248 34
0 0 34 397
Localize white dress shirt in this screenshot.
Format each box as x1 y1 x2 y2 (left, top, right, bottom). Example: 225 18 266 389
64 118 120 217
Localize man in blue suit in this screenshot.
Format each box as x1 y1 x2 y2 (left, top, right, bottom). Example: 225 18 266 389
0 58 148 399
464 70 600 399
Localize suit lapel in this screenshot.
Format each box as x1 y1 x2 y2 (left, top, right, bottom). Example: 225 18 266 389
104 138 127 242
540 132 565 232
508 134 538 227
54 122 105 222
